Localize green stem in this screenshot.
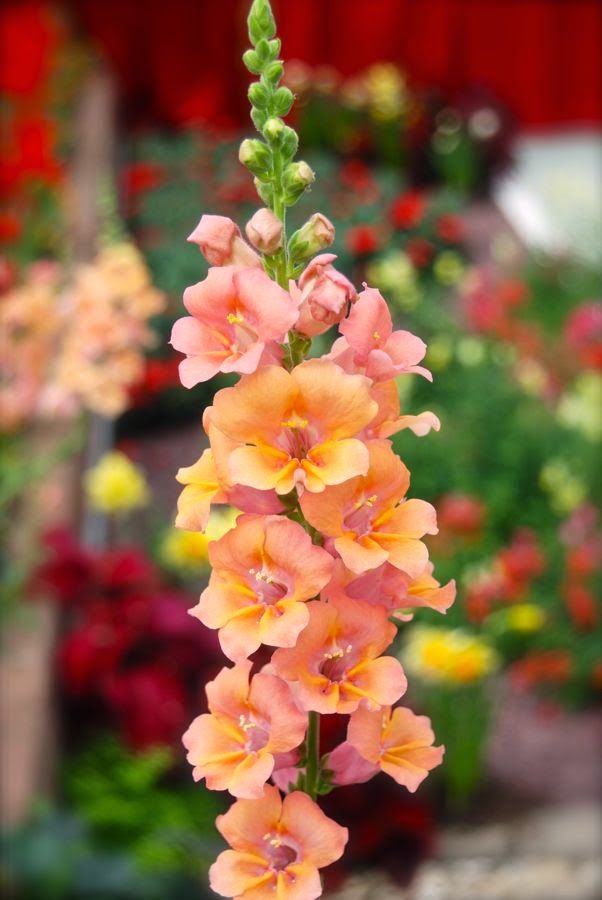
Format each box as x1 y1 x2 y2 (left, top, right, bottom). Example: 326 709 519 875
304 711 320 800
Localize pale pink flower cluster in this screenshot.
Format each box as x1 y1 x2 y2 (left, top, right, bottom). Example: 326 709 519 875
0 243 165 430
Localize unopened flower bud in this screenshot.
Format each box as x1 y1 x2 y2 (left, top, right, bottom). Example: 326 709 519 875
263 117 285 142
289 213 335 261
188 215 260 268
239 139 272 179
283 161 315 205
246 207 283 255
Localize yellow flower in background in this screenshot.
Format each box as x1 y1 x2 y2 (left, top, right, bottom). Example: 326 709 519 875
456 336 486 367
159 508 239 575
539 458 587 515
433 251 465 286
366 251 419 311
364 63 408 121
557 371 602 442
425 334 454 371
503 604 546 633
403 626 499 685
85 451 150 514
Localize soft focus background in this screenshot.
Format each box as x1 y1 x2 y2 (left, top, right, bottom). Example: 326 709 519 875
1 1 601 898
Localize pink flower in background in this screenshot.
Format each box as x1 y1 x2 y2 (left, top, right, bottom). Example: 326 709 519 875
171 265 298 386
183 662 306 798
329 286 431 382
188 214 260 267
210 785 348 900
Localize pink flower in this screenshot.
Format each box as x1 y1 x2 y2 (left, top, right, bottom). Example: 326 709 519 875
326 559 455 619
271 596 407 714
348 706 444 791
183 662 307 799
171 266 298 386
190 514 334 661
210 785 348 900
188 214 260 267
329 286 432 382
363 380 440 440
245 208 283 254
293 254 357 337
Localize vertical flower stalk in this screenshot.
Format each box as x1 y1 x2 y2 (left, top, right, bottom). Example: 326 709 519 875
170 1 455 896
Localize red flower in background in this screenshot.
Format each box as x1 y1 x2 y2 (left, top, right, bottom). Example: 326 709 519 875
497 528 546 600
37 530 221 750
563 583 598 631
346 224 379 256
390 190 426 230
122 160 165 195
436 213 464 243
0 0 59 97
438 493 485 536
405 237 433 268
564 301 602 370
511 650 573 690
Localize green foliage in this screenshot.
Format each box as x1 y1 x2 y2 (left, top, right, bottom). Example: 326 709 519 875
64 738 225 877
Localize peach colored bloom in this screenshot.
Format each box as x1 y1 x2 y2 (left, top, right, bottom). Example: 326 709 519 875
190 514 334 661
364 379 440 440
326 559 455 619
210 785 348 900
271 596 407 714
188 214 260 267
329 705 444 792
293 254 357 337
329 286 431 382
171 266 298 386
300 440 437 576
175 449 228 532
183 662 306 799
245 208 283 254
209 359 377 494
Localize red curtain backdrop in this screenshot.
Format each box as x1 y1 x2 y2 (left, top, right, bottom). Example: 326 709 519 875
3 0 601 129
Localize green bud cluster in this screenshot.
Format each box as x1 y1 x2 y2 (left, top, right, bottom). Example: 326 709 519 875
242 0 314 246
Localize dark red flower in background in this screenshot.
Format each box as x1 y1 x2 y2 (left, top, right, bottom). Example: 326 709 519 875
390 190 426 229
346 224 379 256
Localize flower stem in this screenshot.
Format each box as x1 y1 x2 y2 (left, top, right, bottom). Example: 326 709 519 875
305 711 320 800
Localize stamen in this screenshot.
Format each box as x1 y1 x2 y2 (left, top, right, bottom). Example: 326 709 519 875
226 312 244 324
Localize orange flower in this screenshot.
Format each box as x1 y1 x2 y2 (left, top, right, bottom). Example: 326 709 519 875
210 785 348 900
330 705 444 792
183 662 307 799
190 514 334 661
208 360 377 494
175 449 228 531
272 596 407 714
300 440 437 576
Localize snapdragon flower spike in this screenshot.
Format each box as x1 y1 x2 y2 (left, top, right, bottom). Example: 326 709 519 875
171 266 298 386
271 595 407 714
190 514 334 661
210 785 348 900
208 359 377 494
183 661 307 798
172 1 453 891
300 439 438 576
328 285 432 382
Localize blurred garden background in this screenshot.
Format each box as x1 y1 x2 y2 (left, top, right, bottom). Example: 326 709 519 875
1 1 601 898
